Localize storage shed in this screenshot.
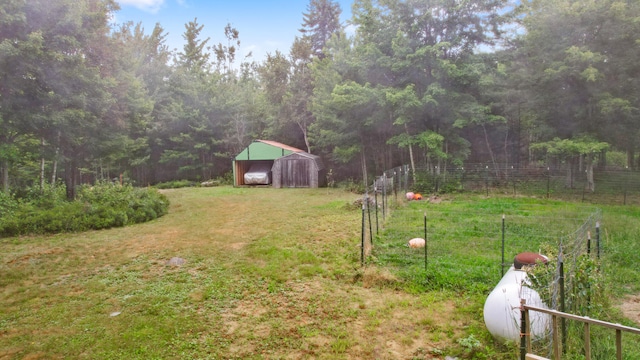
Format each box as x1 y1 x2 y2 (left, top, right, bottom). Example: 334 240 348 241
272 152 325 188
233 140 304 186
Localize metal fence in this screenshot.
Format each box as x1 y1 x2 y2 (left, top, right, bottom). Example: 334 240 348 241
408 165 640 205
359 165 410 263
361 164 615 356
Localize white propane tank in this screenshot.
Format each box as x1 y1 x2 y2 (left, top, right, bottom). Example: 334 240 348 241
483 266 550 342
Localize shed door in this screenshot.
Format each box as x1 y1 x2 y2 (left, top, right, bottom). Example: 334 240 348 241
283 159 310 187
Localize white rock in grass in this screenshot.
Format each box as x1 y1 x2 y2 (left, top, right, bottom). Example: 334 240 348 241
166 257 186 267
407 238 425 248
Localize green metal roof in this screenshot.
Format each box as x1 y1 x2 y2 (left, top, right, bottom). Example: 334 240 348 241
234 140 304 161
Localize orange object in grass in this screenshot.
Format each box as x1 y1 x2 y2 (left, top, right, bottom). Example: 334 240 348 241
414 193 422 200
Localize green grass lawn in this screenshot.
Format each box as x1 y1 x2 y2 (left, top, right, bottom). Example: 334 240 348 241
2 187 640 359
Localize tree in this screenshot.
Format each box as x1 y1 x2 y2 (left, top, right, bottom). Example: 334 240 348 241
283 37 315 152
321 0 512 177
110 22 172 185
214 23 241 74
514 0 640 168
299 0 343 59
531 137 609 192
179 18 211 74
0 0 122 199
385 84 422 177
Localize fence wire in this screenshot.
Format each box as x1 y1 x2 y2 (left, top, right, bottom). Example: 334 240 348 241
410 165 640 205
361 164 606 357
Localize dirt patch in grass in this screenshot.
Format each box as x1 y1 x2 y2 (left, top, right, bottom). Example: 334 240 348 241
216 275 463 359
620 294 640 325
346 285 461 359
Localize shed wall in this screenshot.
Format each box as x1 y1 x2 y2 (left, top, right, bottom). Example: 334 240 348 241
272 153 323 188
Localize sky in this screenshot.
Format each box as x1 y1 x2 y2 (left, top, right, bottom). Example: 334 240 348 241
113 0 354 63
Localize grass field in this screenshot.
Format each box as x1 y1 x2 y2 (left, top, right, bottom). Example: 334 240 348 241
2 187 640 359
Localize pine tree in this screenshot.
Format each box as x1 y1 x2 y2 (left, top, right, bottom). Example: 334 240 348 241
299 0 343 59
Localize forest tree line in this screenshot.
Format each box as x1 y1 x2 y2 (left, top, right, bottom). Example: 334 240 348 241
1 0 639 198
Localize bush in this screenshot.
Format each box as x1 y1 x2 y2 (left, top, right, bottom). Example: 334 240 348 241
605 150 627 168
0 191 18 219
338 179 366 193
0 183 169 237
19 184 67 209
153 179 196 189
413 170 462 194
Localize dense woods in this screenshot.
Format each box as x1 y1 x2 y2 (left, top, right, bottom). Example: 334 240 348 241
1 0 639 197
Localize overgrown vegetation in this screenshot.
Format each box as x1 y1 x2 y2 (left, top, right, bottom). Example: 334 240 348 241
0 183 169 237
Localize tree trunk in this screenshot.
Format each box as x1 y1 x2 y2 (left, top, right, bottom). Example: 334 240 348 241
64 159 77 201
482 124 499 177
503 122 510 180
40 137 46 191
585 154 595 192
300 124 311 154
361 145 368 190
51 131 60 186
1 161 8 194
565 160 573 189
51 157 58 185
407 141 416 183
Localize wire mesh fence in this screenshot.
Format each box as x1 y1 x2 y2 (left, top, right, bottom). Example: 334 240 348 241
360 164 612 356
409 165 640 206
359 165 411 263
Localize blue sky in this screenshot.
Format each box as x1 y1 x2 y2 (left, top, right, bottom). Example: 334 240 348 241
113 0 354 63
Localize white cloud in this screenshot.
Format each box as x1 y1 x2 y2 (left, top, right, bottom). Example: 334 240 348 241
117 0 165 13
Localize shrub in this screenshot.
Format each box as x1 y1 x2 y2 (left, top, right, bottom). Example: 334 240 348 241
413 170 462 194
153 180 196 189
19 184 67 209
338 179 366 193
0 191 18 218
605 150 627 168
0 183 169 237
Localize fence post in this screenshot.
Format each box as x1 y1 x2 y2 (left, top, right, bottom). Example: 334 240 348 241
367 193 373 247
394 171 398 203
361 203 365 266
374 185 379 235
485 166 489 196
382 174 387 222
404 164 410 192
547 167 551 199
520 299 527 360
587 231 592 308
501 214 506 277
424 212 428 272
559 250 566 354
596 222 600 260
